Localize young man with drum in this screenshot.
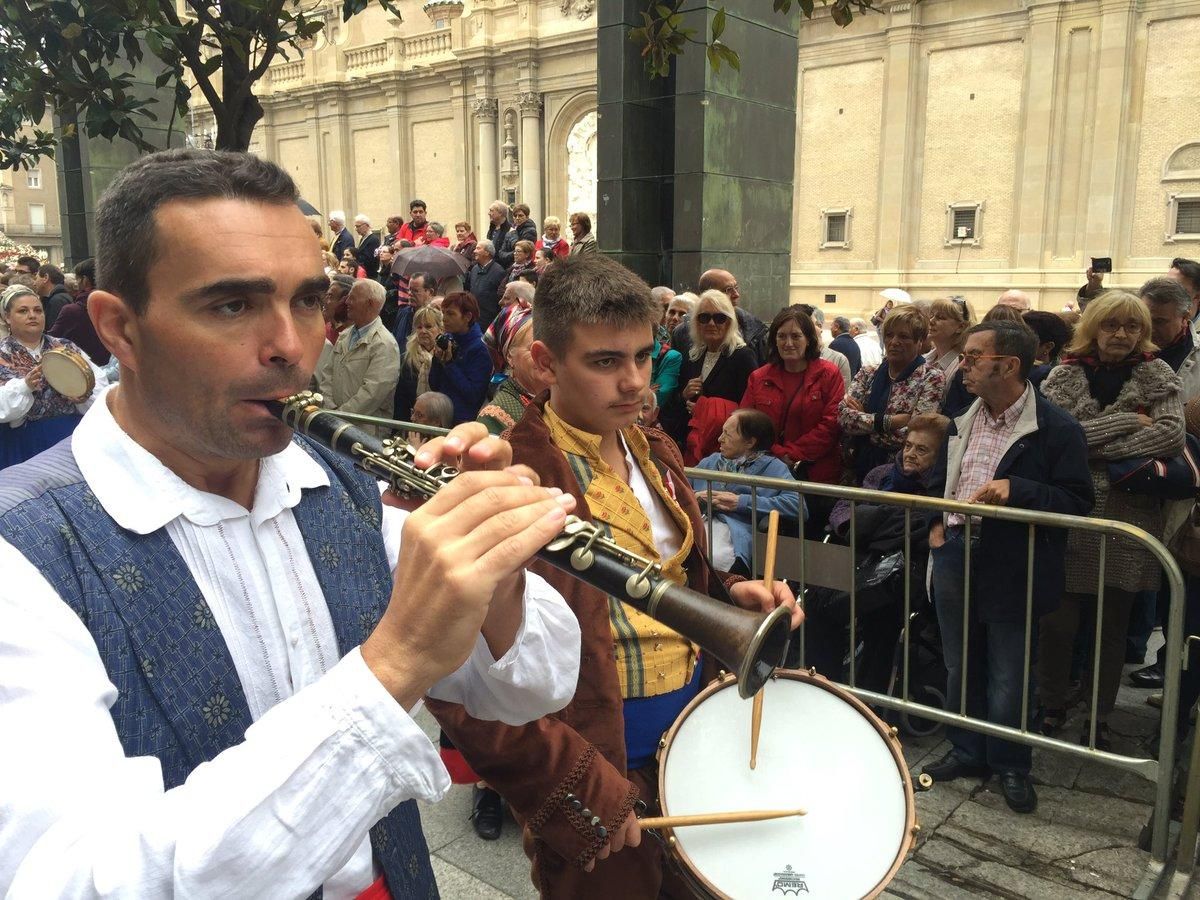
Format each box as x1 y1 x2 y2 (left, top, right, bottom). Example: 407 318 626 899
426 254 801 896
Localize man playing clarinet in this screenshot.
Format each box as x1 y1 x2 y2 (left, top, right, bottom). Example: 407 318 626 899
426 254 802 897
0 148 582 898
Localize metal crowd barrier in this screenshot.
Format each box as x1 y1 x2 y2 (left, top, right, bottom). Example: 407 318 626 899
320 410 1188 894
684 466 1186 898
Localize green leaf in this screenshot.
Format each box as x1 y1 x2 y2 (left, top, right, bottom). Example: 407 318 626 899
799 0 814 16
831 3 853 26
712 7 725 39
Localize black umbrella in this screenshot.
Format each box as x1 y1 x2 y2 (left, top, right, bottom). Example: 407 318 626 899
391 245 470 281
296 198 320 216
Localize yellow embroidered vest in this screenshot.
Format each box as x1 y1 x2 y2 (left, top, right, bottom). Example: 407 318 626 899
543 403 697 698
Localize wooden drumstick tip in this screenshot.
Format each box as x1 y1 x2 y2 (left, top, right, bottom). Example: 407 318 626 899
750 510 780 771
638 808 806 830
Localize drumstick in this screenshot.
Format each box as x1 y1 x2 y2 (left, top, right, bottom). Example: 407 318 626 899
750 510 781 770
638 807 805 830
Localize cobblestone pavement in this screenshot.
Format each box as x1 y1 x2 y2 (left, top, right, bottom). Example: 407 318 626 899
416 642 1179 899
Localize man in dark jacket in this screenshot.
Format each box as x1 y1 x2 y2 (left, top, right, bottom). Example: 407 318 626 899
464 240 507 328
33 264 73 330
498 203 538 270
48 258 110 365
353 215 381 279
829 315 862 376
328 211 354 262
922 321 1093 815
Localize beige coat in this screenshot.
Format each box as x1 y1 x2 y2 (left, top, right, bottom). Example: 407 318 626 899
315 316 400 435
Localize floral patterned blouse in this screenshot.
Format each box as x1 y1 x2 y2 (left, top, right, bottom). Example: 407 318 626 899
837 361 946 450
0 334 102 426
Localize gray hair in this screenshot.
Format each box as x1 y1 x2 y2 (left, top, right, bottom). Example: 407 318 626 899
414 391 454 429
328 210 346 225
476 239 496 257
650 286 675 304
688 289 746 361
505 280 536 306
533 254 658 354
849 317 870 335
671 292 698 313
833 315 851 332
808 307 825 327
353 277 386 309
354 213 370 226
488 201 509 217
94 148 299 316
1 284 38 316
1141 276 1193 317
427 221 445 237
329 273 355 295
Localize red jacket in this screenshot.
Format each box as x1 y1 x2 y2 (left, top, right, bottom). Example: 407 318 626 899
741 359 843 483
535 236 570 258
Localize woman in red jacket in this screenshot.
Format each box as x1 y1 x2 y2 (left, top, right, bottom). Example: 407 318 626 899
741 305 843 484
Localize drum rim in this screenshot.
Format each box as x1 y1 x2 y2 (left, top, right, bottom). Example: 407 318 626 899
655 668 918 900
41 347 94 397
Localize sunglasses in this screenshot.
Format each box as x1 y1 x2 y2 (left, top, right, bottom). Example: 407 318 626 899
696 312 730 326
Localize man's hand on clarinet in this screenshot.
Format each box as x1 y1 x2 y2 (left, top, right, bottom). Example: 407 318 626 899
363 423 577 707
729 580 804 630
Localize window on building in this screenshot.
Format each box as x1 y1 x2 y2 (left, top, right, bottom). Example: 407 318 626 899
26 169 41 189
1175 198 1200 237
944 201 984 247
28 203 46 233
819 207 852 250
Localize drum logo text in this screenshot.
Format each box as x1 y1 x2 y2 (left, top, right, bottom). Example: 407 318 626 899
771 865 810 895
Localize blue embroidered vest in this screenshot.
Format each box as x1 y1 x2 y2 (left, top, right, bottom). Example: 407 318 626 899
0 437 438 900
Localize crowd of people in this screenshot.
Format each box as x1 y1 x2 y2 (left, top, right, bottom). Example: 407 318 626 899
3 146 1200 899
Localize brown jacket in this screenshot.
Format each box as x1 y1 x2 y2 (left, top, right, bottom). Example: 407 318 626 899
426 398 736 868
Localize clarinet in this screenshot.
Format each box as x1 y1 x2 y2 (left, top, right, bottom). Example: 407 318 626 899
267 393 789 698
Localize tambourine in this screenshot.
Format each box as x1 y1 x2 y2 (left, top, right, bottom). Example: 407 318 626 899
41 347 95 400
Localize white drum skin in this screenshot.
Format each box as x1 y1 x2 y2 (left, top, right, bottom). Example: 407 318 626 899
658 671 916 899
41 347 94 399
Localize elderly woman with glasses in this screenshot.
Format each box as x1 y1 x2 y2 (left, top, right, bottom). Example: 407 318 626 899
839 305 946 482
660 288 758 461
0 284 108 468
1039 290 1184 749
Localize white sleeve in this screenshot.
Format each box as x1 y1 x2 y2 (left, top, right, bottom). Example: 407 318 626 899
380 493 581 724
0 376 35 424
0 539 449 899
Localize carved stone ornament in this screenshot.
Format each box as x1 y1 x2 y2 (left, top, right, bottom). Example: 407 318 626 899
515 91 544 115
561 0 595 19
472 98 499 121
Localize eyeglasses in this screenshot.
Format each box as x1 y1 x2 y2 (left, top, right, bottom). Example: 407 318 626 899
696 312 730 326
1098 320 1143 335
958 352 1017 368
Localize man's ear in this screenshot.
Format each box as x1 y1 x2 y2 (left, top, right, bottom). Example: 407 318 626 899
88 290 140 375
529 339 558 386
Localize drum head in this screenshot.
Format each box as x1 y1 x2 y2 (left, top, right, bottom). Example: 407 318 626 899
42 348 93 398
659 673 913 899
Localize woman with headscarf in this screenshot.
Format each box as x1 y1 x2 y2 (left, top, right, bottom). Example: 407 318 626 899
0 284 107 468
477 313 552 435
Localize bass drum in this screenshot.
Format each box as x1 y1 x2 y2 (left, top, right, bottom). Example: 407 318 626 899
657 670 917 899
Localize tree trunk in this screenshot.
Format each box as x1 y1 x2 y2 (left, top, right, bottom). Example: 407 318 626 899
215 90 263 151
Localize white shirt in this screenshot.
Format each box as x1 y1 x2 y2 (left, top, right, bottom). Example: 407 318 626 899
855 332 883 368
0 389 581 899
620 433 682 561
0 338 108 426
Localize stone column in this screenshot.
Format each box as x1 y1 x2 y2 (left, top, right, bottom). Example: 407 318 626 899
875 1 921 273
473 98 499 231
516 91 544 224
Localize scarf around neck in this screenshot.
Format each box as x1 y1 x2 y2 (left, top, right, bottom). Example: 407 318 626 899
866 354 924 415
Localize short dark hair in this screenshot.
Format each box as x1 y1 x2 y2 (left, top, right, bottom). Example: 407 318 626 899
409 272 432 291
16 255 41 273
732 408 776 452
533 254 657 354
1021 311 1072 362
441 291 480 324
1172 257 1200 291
513 203 531 217
964 321 1037 379
519 269 540 285
387 215 403 228
74 257 96 286
95 148 298 314
767 306 820 365
38 264 64 285
1142 275 1193 316
409 199 426 212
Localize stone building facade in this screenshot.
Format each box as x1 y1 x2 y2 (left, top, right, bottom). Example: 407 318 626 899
189 0 1199 314
791 0 1200 314
2 118 64 264
189 0 600 239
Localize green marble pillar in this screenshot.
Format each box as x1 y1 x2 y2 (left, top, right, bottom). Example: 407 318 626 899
598 0 799 317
